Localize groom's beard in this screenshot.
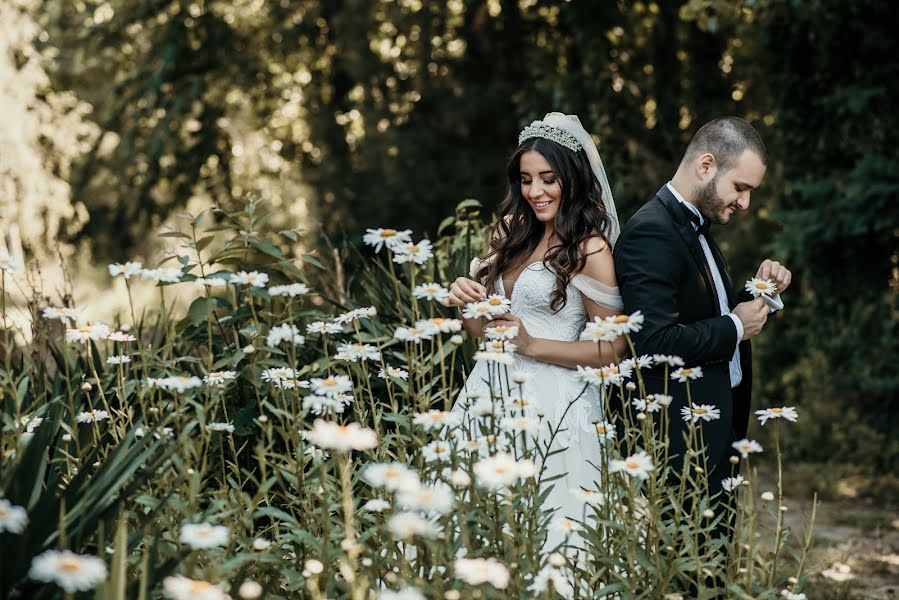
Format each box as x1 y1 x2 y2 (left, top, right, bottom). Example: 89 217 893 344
694 176 730 225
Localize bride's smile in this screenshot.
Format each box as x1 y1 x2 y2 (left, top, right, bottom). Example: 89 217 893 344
519 150 562 223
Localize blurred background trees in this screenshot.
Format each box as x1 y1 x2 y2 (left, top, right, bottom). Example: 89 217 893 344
4 0 897 491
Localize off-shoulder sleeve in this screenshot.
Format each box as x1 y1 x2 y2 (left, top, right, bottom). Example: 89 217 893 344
571 273 624 311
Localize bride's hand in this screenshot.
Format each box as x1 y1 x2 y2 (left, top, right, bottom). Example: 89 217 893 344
441 276 487 308
489 313 535 356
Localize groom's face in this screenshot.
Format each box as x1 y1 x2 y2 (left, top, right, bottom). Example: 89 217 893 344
696 150 767 225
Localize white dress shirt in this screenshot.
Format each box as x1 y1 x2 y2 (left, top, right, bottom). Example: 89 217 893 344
666 182 783 388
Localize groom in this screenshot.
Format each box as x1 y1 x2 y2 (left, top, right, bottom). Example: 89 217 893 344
614 117 791 497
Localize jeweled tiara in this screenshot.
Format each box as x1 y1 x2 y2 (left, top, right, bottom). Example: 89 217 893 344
518 120 583 153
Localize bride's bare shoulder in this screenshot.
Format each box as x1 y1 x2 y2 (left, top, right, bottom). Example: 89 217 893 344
578 235 616 286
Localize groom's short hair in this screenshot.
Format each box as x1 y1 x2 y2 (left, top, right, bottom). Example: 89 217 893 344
682 117 767 172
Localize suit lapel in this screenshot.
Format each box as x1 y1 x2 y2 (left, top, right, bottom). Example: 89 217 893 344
655 186 720 312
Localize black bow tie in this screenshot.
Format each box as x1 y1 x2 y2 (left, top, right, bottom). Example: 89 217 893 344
689 211 711 236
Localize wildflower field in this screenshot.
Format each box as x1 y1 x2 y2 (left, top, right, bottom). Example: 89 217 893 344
0 201 816 599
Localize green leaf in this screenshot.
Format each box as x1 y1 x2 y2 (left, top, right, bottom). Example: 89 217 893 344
187 297 211 326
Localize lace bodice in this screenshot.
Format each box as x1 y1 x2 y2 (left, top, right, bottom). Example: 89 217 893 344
470 257 623 341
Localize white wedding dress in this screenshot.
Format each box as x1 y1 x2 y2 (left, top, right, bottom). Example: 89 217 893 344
453 257 623 553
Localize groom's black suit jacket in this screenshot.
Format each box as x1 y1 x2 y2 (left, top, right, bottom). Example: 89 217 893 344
613 185 752 488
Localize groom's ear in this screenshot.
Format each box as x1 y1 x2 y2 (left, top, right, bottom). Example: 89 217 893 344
695 152 718 181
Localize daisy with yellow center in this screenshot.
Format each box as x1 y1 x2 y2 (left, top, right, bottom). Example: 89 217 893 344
671 366 704 382
745 277 778 298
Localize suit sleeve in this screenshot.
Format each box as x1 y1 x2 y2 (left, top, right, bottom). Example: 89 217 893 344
614 218 738 366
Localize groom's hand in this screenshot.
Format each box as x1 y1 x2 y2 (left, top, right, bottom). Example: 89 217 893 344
756 259 792 295
732 297 769 340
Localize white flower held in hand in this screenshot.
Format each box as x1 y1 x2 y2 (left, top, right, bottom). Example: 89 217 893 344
745 277 778 298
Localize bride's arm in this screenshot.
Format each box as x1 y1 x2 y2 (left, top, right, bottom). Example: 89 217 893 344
491 238 628 368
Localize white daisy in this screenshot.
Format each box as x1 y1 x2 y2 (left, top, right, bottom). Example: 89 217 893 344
451 469 472 488
229 271 269 287
529 566 573 596
484 324 519 340
333 342 380 362
387 512 439 539
261 367 296 384
721 475 746 492
454 557 510 589
309 375 353 397
671 366 704 382
42 306 82 324
479 340 517 354
302 395 349 416
107 331 136 342
306 321 343 335
473 452 536 489
333 306 377 325
499 416 539 434
551 517 582 535
580 317 620 342
473 351 515 366
304 419 378 452
421 440 452 462
732 438 763 458
21 416 44 433
755 406 799 425
413 410 461 431
162 575 230 600
647 393 674 407
396 482 454 515
65 323 111 344
192 277 227 288
266 323 305 348
575 363 629 387
609 451 655 479
605 311 645 334
108 261 143 279
362 498 391 512
207 422 235 433
413 282 450 302
571 488 605 507
268 282 310 297
680 403 721 423
158 375 204 393
745 277 778 298
632 397 661 413
77 410 111 424
140 267 183 283
378 366 409 381
106 355 131 365
416 317 463 334
28 550 107 592
363 228 413 252
653 354 685 367
203 370 237 385
594 421 617 441
180 523 229 549
393 325 435 343
363 463 420 492
780 590 807 600
0 499 28 534
483 294 512 315
392 239 434 265
461 301 495 320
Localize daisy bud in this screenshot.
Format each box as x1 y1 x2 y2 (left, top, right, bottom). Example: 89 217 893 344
305 559 324 575
93 461 101 468
548 552 566 567
252 538 271 551
779 505 788 512
258 415 269 423
738 567 747 574
243 344 256 354
788 577 798 584
362 558 372 567
120 323 132 332
384 572 398 584
761 491 775 502
80 381 92 391
450 334 464 345
694 466 704 473
149 407 159 414
340 538 354 551
636 412 646 421
187 468 195 475
512 371 527 383
626 382 637 391
729 455 740 464
62 433 72 442
239 581 263 599
703 509 714 518
445 592 461 600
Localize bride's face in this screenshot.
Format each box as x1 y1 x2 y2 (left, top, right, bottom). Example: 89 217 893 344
519 150 563 224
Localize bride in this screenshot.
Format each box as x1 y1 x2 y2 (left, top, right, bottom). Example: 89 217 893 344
444 112 625 552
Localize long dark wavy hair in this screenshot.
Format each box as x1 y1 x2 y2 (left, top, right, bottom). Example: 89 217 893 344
475 136 612 312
